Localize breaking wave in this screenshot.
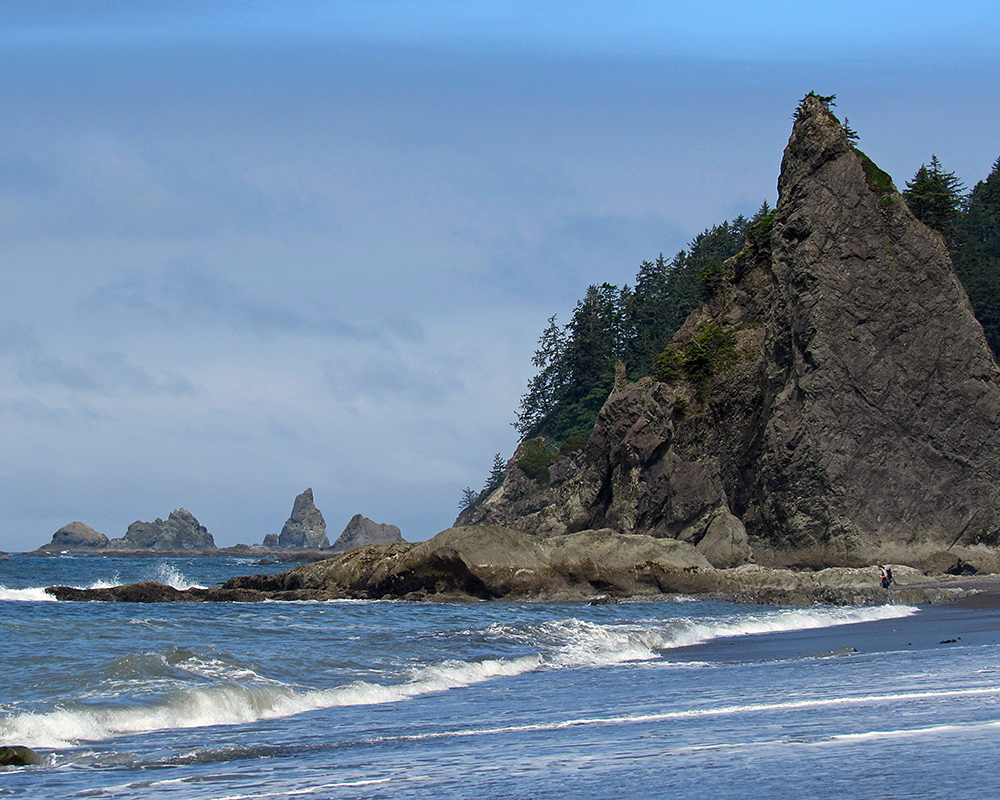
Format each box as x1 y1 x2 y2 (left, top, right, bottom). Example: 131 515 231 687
0 651 543 749
0 604 918 749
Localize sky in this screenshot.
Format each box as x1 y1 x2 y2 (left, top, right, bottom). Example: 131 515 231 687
1 2 998 551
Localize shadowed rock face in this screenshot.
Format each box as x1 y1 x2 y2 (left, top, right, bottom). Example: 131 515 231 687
107 509 216 552
461 95 1000 569
276 488 329 549
331 514 403 552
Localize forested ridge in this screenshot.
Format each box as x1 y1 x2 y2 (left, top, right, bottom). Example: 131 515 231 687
460 144 1000 509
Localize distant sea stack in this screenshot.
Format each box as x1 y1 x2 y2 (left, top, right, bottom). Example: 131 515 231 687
270 488 329 550
40 521 110 552
460 93 1000 571
107 509 216 552
331 514 404 552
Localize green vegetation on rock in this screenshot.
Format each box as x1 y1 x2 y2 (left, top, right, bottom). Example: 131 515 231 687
512 209 772 445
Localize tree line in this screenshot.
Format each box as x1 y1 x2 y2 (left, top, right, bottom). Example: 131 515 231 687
903 155 1000 359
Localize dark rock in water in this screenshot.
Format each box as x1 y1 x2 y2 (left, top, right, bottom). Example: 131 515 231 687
107 509 216 552
39 521 110 552
331 514 404 552
460 93 1000 569
0 746 44 766
276 488 329 549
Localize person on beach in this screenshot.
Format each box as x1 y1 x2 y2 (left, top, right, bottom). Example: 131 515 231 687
879 565 893 589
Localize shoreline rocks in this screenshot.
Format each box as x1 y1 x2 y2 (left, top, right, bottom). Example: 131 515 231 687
45 525 985 607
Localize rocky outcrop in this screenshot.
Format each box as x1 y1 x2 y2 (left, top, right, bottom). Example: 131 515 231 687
47 524 980 606
330 514 404 552
460 94 1000 569
275 488 329 549
107 509 216 552
225 526 711 601
40 521 110 551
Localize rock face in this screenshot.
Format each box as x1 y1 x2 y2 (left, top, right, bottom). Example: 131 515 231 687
460 94 1000 569
40 521 110 551
331 514 403 552
107 509 216 552
276 488 329 549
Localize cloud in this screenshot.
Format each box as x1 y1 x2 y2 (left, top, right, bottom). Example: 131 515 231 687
85 261 379 341
0 320 193 397
475 210 689 305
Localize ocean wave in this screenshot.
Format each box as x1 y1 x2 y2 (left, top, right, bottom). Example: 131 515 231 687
666 604 920 649
486 604 919 670
0 561 201 600
0 652 543 749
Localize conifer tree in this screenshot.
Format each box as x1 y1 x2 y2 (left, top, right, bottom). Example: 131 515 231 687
904 155 966 240
953 157 1000 358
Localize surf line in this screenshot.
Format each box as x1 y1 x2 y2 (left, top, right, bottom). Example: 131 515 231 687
371 686 1000 743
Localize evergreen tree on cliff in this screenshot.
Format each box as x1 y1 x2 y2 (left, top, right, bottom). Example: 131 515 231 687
953 157 1000 359
903 155 966 240
512 217 755 443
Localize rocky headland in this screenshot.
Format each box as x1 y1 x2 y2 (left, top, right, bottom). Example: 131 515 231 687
460 93 1000 575
42 95 1000 606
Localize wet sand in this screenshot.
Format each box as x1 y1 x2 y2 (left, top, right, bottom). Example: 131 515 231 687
664 576 1000 664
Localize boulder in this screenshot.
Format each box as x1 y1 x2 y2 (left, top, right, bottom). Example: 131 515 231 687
330 514 404 552
0 746 43 766
276 488 329 549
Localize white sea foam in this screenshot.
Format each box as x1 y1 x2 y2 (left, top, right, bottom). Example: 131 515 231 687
0 585 57 602
663 603 919 650
0 603 921 749
495 605 917 671
145 561 203 590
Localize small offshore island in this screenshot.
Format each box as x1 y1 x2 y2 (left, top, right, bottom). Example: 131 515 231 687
40 95 1000 608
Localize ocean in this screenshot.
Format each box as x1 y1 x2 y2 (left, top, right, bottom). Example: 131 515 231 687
2 555 999 799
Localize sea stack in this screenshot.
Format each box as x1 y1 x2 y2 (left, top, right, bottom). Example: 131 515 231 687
331 514 404 552
275 488 329 549
40 521 110 552
107 509 216 552
460 93 1000 570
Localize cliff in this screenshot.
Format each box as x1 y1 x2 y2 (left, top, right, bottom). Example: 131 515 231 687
461 94 1000 570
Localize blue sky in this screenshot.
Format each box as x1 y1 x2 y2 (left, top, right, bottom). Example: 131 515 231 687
1 2 998 551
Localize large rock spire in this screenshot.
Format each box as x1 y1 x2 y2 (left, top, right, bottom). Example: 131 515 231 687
462 93 1000 569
